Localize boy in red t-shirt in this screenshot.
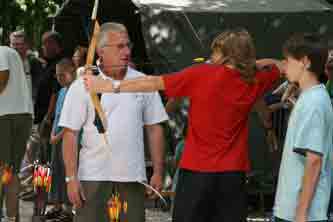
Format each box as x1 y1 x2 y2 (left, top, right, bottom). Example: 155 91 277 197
83 28 283 222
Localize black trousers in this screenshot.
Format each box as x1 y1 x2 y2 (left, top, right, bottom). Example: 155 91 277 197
173 169 247 222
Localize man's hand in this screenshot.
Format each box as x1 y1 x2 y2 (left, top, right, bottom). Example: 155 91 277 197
83 75 113 93
67 179 86 209
147 173 163 199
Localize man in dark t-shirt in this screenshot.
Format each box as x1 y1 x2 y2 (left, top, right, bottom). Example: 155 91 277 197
34 32 63 165
34 31 63 124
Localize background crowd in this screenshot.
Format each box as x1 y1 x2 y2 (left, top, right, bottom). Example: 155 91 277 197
1 22 333 222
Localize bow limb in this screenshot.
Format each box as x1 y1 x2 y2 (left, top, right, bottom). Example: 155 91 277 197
85 0 109 145
86 20 100 65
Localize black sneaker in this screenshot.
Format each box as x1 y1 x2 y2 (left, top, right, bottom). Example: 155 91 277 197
45 208 62 220
57 211 74 222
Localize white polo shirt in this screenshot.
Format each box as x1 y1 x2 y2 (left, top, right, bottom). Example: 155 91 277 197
0 46 33 116
59 67 168 182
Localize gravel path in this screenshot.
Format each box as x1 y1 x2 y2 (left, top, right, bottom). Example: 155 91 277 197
145 209 172 222
6 200 172 222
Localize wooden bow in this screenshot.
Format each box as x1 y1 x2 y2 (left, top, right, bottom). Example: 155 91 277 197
86 0 109 145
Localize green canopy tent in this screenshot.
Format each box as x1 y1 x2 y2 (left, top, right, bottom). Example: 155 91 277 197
134 0 333 72
54 0 333 72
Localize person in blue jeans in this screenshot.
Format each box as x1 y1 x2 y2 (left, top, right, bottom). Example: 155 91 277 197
47 58 76 219
273 34 333 222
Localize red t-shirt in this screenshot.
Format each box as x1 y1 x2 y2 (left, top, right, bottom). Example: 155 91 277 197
163 64 280 172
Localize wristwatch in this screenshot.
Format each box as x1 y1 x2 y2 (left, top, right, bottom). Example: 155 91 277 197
65 175 77 183
113 80 121 93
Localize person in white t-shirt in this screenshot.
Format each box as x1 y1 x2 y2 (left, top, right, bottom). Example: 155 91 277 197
0 46 33 222
10 30 44 105
59 22 168 222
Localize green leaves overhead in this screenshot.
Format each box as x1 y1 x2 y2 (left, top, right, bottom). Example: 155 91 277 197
0 0 64 46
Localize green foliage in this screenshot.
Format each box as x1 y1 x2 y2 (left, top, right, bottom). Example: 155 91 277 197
0 1 23 44
0 0 64 47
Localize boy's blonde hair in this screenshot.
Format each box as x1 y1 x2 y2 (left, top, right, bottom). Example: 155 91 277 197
56 58 76 79
211 28 256 83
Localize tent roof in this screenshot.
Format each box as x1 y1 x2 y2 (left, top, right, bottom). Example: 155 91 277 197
53 0 333 71
132 0 332 13
55 0 333 17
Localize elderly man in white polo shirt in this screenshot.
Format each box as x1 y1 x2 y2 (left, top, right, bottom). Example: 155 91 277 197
59 22 168 222
0 46 33 222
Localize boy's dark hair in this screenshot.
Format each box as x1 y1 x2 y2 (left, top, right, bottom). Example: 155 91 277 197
283 33 328 83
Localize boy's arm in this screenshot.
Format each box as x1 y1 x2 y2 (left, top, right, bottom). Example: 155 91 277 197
50 129 64 145
296 151 322 222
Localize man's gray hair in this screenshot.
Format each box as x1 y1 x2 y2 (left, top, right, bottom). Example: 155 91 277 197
10 30 27 42
97 22 128 49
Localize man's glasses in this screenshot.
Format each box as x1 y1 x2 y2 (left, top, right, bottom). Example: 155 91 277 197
102 42 133 51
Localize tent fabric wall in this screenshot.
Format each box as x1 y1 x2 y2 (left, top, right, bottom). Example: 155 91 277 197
138 5 333 73
133 0 332 13
54 0 333 73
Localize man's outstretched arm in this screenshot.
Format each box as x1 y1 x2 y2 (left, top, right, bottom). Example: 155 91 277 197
83 75 165 93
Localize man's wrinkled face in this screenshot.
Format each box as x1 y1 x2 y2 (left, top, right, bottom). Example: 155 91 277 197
10 36 28 57
98 31 132 75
